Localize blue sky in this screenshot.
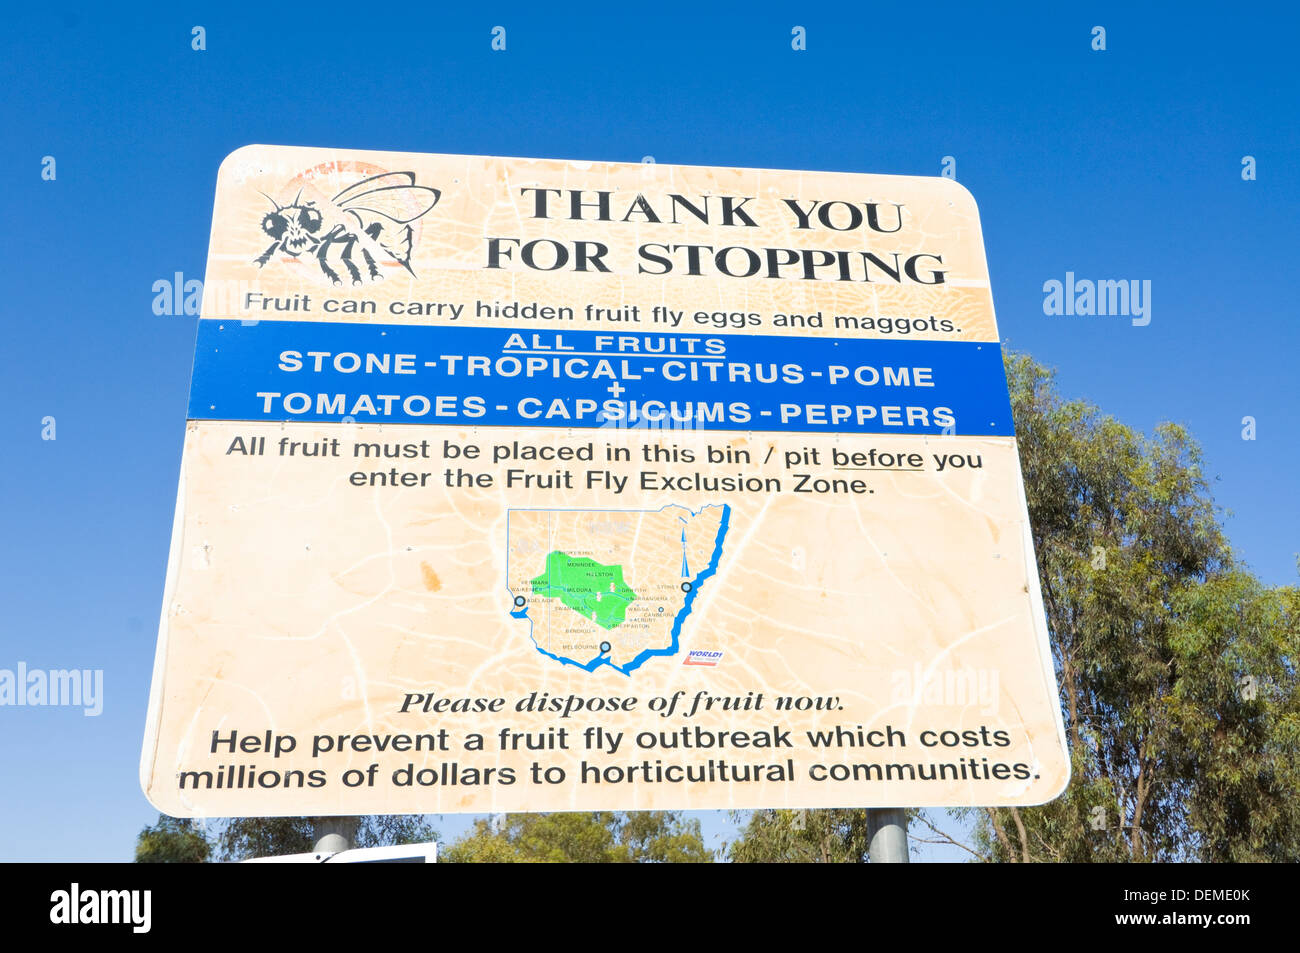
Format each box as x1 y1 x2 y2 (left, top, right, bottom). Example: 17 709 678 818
0 3 1295 861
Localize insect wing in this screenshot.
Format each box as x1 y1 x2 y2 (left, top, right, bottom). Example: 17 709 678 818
332 173 440 224
329 172 440 274
331 170 415 204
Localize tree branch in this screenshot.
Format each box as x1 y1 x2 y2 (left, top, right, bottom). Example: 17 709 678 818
911 811 987 861
985 808 1017 862
1009 807 1032 863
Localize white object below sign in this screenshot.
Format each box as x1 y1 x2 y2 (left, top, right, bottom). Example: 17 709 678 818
242 842 438 864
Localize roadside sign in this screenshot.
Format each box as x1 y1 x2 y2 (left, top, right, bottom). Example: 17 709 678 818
141 145 1069 816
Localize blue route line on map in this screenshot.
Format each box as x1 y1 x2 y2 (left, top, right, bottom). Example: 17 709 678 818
507 503 731 676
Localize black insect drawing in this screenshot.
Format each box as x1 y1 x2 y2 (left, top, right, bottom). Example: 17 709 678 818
254 172 440 284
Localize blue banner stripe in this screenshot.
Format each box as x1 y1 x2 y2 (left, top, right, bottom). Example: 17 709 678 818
187 319 1014 436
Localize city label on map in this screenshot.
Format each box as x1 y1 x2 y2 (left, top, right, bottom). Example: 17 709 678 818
141 146 1070 817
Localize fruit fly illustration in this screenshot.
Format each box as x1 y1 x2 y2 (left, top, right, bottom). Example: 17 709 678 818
254 172 440 284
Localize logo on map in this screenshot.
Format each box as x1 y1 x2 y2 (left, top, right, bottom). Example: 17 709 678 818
683 649 723 667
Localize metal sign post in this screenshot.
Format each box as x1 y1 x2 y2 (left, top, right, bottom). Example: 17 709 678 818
312 816 358 855
867 808 909 863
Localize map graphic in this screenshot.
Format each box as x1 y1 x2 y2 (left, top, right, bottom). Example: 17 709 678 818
507 504 731 674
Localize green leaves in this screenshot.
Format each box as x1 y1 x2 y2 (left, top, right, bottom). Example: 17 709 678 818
134 815 210 863
976 353 1298 863
440 812 713 863
132 814 438 862
728 809 872 863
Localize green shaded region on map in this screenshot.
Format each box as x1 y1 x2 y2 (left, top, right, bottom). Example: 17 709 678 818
530 552 637 631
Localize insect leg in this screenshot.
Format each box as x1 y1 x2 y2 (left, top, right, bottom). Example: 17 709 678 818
254 241 280 267
360 247 380 280
337 233 363 284
316 229 343 285
359 222 384 279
